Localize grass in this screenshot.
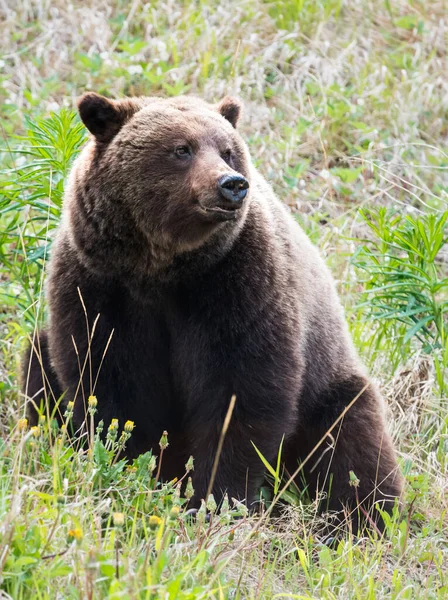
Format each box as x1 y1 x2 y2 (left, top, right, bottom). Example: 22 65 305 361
0 0 447 597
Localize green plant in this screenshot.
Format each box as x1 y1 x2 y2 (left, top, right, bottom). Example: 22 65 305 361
0 110 85 329
352 207 447 391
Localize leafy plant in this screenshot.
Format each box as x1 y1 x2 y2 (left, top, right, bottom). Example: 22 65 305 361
0 110 85 329
352 207 447 391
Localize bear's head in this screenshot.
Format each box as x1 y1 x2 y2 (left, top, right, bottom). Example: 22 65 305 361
68 92 252 278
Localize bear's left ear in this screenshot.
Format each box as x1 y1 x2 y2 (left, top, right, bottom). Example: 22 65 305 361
216 96 242 128
77 92 143 143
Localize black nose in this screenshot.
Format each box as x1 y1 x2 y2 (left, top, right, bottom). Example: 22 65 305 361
218 174 249 206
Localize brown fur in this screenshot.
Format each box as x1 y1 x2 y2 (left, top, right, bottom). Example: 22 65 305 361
23 92 403 531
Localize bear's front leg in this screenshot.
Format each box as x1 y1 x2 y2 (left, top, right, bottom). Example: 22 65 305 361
186 411 292 510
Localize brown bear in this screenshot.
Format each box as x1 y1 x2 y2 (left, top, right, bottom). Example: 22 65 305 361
23 92 403 531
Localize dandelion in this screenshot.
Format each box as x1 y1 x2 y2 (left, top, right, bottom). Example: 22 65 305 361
232 499 248 518
206 494 217 514
349 470 360 488
154 431 169 484
197 500 207 524
174 482 181 502
149 515 162 531
185 455 194 473
30 425 40 437
68 528 83 544
113 512 125 527
169 506 180 520
124 420 135 433
220 494 230 517
116 433 129 454
109 419 118 431
107 418 119 445
17 418 28 431
88 396 98 416
64 401 75 419
159 430 169 450
185 477 194 500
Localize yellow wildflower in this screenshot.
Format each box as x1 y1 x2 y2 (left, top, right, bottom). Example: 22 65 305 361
149 515 162 531
17 418 28 431
108 418 119 431
169 506 180 520
30 425 40 437
68 528 83 542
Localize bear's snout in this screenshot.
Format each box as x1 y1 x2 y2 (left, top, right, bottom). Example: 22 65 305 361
217 174 249 208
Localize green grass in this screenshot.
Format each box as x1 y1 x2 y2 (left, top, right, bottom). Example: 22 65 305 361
0 0 447 597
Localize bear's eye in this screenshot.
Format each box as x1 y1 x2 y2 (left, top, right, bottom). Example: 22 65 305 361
174 146 191 158
222 150 232 164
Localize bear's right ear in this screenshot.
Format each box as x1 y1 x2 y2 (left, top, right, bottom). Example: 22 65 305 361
77 93 141 143
216 96 242 129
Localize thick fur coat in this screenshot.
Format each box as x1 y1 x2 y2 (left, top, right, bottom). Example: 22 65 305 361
23 93 403 530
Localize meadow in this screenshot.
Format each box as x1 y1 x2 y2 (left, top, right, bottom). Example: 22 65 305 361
0 0 447 598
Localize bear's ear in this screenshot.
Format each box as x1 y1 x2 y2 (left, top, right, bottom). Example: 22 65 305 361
77 93 141 143
216 96 242 128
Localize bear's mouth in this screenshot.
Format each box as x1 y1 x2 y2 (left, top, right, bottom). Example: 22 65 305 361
200 206 240 221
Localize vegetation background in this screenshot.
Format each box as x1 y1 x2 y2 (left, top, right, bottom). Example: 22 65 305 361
0 0 447 598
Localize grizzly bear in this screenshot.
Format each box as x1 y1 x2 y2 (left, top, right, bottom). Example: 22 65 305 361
23 92 403 531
